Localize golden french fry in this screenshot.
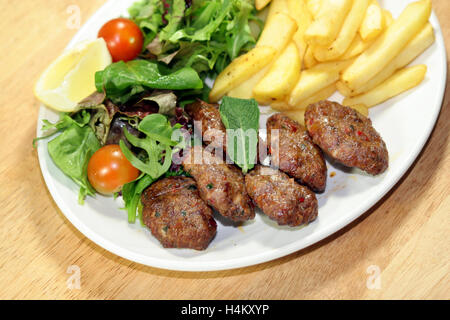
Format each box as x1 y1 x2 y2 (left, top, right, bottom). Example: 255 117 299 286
279 83 337 117
346 103 369 117
293 82 337 110
359 0 385 41
339 7 393 61
227 66 270 100
304 0 353 47
306 0 322 18
341 0 432 90
336 80 353 97
270 99 296 112
314 0 369 61
342 65 427 107
257 12 298 52
339 34 374 60
209 46 276 103
266 0 289 24
256 0 272 11
282 109 306 126
304 45 318 69
253 43 301 104
287 0 313 60
383 9 394 27
289 60 352 106
348 23 435 96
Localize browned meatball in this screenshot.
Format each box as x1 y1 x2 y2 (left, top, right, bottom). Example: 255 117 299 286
305 101 388 175
245 166 318 227
267 113 327 192
185 99 226 152
141 176 217 250
182 146 255 222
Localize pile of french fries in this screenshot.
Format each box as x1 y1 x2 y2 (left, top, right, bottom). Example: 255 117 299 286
208 0 434 125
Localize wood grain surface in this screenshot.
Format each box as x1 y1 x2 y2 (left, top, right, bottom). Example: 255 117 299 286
0 0 448 300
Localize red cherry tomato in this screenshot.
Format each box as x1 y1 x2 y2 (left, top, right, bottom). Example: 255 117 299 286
88 145 140 195
98 18 144 62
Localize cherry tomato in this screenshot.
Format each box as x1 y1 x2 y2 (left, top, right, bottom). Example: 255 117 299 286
88 145 140 195
98 18 144 62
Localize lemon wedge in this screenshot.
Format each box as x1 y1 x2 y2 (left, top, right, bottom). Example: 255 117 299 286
34 38 112 112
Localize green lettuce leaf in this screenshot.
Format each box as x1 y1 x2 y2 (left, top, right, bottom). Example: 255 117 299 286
47 115 101 204
119 113 185 223
95 60 203 105
128 0 165 46
128 0 261 77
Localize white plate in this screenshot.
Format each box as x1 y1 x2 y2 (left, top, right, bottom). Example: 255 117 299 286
36 0 447 271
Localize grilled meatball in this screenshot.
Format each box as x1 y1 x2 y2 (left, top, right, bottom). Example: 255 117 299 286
305 101 388 175
182 146 255 222
141 176 217 250
185 100 226 152
245 166 318 227
267 113 327 192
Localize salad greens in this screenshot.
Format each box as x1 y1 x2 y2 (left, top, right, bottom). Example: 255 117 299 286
129 0 261 76
219 96 260 174
37 0 264 225
119 114 185 222
43 111 101 203
95 60 202 105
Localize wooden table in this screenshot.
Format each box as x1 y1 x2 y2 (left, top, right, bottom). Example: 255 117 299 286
0 0 448 300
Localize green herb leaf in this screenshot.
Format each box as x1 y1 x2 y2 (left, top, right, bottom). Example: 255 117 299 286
219 96 260 174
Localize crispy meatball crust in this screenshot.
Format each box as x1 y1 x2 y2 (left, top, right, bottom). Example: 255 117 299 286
305 101 388 175
267 113 327 192
141 177 217 250
245 166 318 227
185 99 226 152
182 146 255 222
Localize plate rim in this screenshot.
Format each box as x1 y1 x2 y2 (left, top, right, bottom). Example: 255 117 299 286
36 0 448 272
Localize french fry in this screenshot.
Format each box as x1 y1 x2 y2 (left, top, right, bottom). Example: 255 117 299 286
227 66 270 100
209 46 276 103
270 99 296 112
339 34 374 60
359 0 385 41
342 65 427 107
292 82 337 110
306 0 322 18
346 103 369 117
266 0 289 24
278 83 337 116
289 60 352 106
339 8 393 61
314 0 369 62
304 0 353 47
253 43 301 104
283 109 306 126
383 9 394 27
341 0 432 90
257 12 298 52
304 45 318 69
287 0 313 60
256 0 272 11
336 80 353 97
346 23 435 97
